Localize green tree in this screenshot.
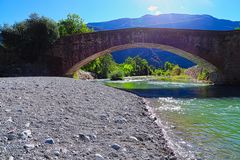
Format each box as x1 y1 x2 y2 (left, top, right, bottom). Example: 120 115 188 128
82 54 117 78
124 56 152 76
164 61 174 71
235 27 240 30
1 13 59 62
58 14 93 37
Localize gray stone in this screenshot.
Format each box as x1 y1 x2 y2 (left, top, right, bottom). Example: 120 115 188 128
53 150 60 156
111 143 121 151
95 153 105 160
5 109 11 112
114 116 127 124
129 136 139 142
45 138 55 144
24 144 35 150
87 134 97 141
25 122 31 128
79 134 90 142
8 156 14 160
7 134 16 141
19 130 31 140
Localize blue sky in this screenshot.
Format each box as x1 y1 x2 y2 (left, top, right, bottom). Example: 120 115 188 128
0 0 240 24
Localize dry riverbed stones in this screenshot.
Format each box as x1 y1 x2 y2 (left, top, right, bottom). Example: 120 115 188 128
0 77 176 159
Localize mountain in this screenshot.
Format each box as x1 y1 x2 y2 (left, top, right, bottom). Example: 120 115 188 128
112 48 195 69
88 13 240 31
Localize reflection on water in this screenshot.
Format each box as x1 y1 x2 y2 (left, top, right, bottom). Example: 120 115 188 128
104 80 240 160
105 80 240 98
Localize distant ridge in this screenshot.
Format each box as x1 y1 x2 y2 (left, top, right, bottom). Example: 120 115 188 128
88 13 240 31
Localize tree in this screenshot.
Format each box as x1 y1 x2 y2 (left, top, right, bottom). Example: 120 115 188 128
58 14 93 37
1 13 59 62
235 27 240 30
81 54 117 78
164 61 174 71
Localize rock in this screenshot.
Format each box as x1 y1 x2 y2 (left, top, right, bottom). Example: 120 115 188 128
79 134 90 142
99 114 108 121
8 156 14 160
87 134 97 141
53 150 60 156
129 136 139 142
7 134 16 141
5 109 11 112
19 130 31 140
114 116 127 124
24 144 35 150
25 122 31 128
60 148 68 154
111 143 121 151
16 109 23 113
6 117 13 123
45 138 55 144
95 154 104 160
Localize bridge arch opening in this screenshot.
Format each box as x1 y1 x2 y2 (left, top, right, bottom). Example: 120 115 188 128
66 43 218 77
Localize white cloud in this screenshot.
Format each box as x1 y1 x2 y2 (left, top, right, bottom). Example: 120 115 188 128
148 5 161 15
148 5 158 12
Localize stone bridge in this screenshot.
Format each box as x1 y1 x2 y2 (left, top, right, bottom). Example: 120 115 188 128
45 28 240 84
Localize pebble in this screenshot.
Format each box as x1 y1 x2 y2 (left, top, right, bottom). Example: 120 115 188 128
5 109 11 112
87 134 97 140
79 134 90 142
129 136 139 142
114 116 127 124
8 156 14 160
99 114 109 121
111 143 121 151
24 144 35 150
45 138 55 144
6 117 13 123
25 122 31 128
19 130 32 140
95 153 105 160
53 150 60 156
7 134 16 141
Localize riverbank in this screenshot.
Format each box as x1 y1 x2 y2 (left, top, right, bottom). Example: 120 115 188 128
0 77 176 160
124 75 211 84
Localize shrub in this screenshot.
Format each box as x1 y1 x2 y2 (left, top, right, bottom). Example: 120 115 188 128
197 69 209 80
171 65 181 76
109 70 124 81
73 71 79 80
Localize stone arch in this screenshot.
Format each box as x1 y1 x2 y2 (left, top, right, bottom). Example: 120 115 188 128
65 43 218 76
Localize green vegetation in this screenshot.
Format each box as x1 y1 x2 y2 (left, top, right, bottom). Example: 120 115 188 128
0 13 92 64
82 55 154 79
197 69 209 80
110 70 124 80
58 14 93 37
81 54 117 79
1 13 59 62
235 27 240 30
73 71 79 80
81 54 201 82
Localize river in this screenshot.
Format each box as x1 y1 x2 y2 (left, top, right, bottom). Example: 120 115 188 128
103 80 240 160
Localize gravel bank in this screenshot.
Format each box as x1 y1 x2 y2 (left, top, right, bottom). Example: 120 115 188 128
0 77 176 160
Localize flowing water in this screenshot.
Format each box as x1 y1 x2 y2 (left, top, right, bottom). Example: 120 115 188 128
104 80 240 160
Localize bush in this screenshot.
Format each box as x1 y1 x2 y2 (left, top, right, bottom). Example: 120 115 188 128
197 69 209 80
171 65 181 76
109 70 124 81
